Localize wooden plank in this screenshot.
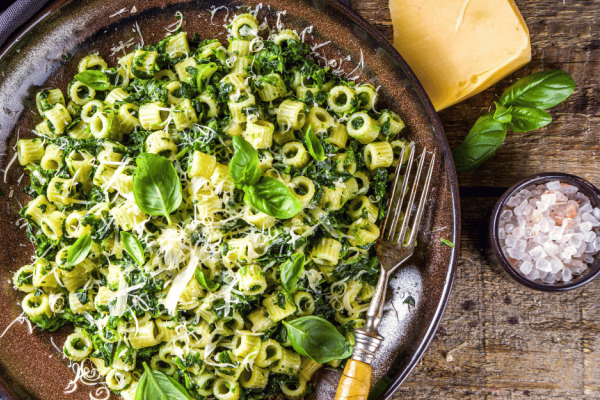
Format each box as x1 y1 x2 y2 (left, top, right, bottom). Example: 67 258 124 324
392 196 600 399
352 0 600 189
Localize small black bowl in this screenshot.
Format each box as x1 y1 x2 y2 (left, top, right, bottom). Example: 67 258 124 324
489 172 600 292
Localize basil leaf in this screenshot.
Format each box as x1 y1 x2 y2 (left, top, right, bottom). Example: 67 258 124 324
230 136 262 189
305 125 326 161
244 177 302 219
283 316 353 364
133 153 182 225
499 70 576 110
195 268 220 291
506 106 552 133
493 102 512 124
66 233 92 267
121 232 145 266
136 362 190 400
74 70 110 91
452 113 507 172
281 254 305 292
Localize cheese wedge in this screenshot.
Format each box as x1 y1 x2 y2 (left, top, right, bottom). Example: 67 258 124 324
389 0 531 111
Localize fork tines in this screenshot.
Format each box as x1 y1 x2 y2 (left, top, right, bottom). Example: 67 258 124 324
381 143 436 246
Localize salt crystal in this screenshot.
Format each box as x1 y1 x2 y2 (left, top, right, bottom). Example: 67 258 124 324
570 259 584 268
517 217 527 227
579 203 593 215
536 201 549 212
585 242 596 253
543 241 559 256
513 226 524 239
580 221 593 233
524 227 534 239
520 261 533 274
529 246 547 260
536 258 551 272
518 189 531 198
506 196 521 207
505 224 514 233
584 254 595 264
549 258 564 273
562 267 573 282
569 233 583 248
515 239 527 252
558 183 578 194
594 237 600 251
541 273 557 284
498 228 507 240
507 248 524 260
546 181 561 191
564 245 578 256
505 236 516 248
539 218 550 233
501 210 513 220
541 193 557 205
548 226 564 241
523 205 534 217
532 209 544 222
582 213 599 227
521 253 533 263
593 208 600 219
528 268 540 280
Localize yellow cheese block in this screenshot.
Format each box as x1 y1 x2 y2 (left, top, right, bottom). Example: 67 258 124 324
389 0 531 111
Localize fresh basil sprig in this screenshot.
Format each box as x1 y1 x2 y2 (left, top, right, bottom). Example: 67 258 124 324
133 153 183 225
195 268 220 291
452 70 575 172
135 362 191 400
281 253 305 292
230 136 261 189
230 137 302 219
283 316 353 364
74 70 110 91
304 126 326 162
120 232 145 266
66 233 92 267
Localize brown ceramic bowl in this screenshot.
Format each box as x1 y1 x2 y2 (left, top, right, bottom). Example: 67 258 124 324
0 1 460 399
489 172 600 292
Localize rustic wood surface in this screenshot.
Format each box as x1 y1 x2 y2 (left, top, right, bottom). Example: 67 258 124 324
348 0 600 398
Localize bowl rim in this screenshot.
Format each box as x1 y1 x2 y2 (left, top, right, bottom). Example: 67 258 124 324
0 1 462 399
489 172 600 292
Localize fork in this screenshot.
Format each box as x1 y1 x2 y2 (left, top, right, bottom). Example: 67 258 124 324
335 143 436 400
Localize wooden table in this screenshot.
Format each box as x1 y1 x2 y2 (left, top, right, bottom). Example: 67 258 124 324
350 0 600 398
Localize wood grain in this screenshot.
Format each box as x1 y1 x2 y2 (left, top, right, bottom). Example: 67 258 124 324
349 0 600 398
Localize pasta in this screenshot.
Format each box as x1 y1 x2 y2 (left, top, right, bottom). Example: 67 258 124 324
11 10 408 400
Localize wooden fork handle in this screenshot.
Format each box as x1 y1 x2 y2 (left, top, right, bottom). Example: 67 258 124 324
334 359 373 400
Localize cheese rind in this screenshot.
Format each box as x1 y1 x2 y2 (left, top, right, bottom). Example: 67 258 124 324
390 0 531 111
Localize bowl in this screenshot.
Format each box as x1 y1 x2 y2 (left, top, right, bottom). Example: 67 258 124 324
0 0 460 399
489 172 600 292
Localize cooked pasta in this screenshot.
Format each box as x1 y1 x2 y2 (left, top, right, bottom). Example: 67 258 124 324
11 11 409 400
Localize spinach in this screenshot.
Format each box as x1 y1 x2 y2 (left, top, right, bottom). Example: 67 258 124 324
74 70 110 91
498 70 576 110
403 296 416 307
452 113 507 172
304 126 326 162
281 253 305 293
452 70 576 172
440 238 454 248
244 177 302 219
135 362 191 400
66 233 92 267
133 153 182 224
120 231 145 266
283 316 353 363
230 136 262 188
194 268 220 291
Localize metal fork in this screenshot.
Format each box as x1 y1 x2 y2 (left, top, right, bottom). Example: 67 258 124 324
354 143 436 362
335 144 436 400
